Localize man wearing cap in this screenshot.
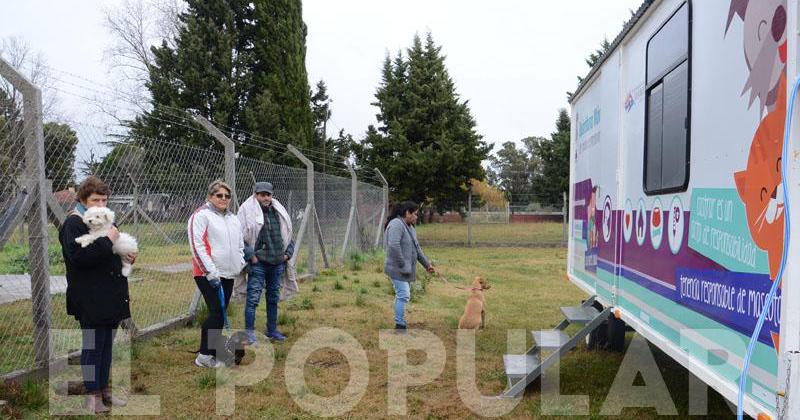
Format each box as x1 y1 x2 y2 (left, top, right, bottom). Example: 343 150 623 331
238 182 296 343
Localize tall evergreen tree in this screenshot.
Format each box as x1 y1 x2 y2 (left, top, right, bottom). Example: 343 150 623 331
310 79 332 142
43 123 79 191
128 0 315 164
244 0 315 161
531 109 570 206
358 33 491 212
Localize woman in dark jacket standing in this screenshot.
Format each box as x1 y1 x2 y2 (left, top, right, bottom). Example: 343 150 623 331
383 201 435 331
59 176 134 413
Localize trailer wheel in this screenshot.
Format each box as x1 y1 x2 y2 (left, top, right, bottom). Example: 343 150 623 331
585 301 609 350
607 316 626 352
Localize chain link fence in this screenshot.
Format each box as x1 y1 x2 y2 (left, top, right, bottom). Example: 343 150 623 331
416 191 567 247
0 58 387 378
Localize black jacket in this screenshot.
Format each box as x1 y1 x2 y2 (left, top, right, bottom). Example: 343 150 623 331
59 214 131 326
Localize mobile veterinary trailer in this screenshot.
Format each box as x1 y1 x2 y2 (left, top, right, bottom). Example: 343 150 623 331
567 0 800 417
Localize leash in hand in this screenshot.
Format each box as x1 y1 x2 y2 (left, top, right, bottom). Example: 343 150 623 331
432 270 468 291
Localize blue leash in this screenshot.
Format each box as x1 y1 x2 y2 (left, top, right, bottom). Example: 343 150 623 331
737 74 799 419
218 286 230 331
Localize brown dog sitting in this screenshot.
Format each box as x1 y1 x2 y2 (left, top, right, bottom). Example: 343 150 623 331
458 277 491 329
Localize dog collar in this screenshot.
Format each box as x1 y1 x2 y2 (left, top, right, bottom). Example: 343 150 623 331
470 287 483 291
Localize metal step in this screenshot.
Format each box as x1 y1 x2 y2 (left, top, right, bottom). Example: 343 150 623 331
560 305 600 324
531 330 570 350
503 354 540 381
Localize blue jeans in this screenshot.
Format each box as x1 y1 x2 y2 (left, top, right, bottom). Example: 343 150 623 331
390 279 411 327
245 262 285 334
79 322 118 392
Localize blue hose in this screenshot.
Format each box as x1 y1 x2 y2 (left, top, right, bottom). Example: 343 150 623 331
737 75 800 419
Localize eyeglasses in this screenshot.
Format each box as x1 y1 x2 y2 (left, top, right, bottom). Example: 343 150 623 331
256 192 272 197
214 193 232 200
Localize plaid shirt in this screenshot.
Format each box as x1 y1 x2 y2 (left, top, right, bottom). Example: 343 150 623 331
254 205 285 265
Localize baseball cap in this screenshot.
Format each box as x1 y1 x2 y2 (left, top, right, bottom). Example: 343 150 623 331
254 182 274 194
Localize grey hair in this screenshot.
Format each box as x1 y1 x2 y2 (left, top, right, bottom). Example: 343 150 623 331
207 179 232 196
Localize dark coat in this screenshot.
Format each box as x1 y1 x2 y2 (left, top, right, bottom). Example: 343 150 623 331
58 214 131 326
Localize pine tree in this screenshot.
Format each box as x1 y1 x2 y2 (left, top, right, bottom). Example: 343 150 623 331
310 79 332 142
359 33 491 213
43 123 79 191
531 109 570 207
128 0 315 164
244 0 315 161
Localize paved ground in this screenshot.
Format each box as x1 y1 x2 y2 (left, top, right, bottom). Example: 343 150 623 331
138 262 192 274
0 274 68 304
0 263 188 304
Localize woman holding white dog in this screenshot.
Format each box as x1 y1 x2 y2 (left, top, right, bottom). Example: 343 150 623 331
384 201 435 331
188 180 245 368
59 176 134 413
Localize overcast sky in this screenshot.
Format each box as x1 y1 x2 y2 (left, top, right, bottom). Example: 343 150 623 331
0 0 643 151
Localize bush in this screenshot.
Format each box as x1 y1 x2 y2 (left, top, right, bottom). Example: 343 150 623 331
410 275 429 303
348 252 367 271
299 297 314 310
278 312 297 326
355 294 366 307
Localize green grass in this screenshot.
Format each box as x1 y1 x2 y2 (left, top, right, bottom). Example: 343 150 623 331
0 379 47 418
4 246 736 418
415 222 565 246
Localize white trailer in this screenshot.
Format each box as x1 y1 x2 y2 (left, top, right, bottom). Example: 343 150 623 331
566 0 800 417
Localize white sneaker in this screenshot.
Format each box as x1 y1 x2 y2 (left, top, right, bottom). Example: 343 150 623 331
195 353 223 368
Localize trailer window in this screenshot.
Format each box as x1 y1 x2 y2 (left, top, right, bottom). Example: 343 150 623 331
644 2 690 194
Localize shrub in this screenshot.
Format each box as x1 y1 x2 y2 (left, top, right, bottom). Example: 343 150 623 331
355 294 366 307
278 312 297 326
299 297 314 310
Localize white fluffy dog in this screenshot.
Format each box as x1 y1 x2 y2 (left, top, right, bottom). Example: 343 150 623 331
75 206 139 277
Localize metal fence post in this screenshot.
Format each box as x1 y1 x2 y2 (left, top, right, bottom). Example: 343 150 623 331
193 115 238 211
467 184 473 247
340 162 359 263
562 191 568 246
287 145 317 274
374 168 389 248
0 57 51 368
131 172 140 238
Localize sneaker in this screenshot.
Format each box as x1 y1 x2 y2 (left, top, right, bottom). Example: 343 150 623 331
266 330 287 342
245 330 257 345
195 353 223 368
395 324 407 334
101 388 127 407
84 393 110 414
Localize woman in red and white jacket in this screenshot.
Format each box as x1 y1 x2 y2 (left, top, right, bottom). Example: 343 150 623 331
187 179 245 368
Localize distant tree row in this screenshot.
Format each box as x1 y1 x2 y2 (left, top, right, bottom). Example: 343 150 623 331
487 109 570 209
